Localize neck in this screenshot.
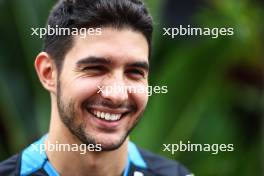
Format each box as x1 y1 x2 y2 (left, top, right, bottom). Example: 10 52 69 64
45 100 128 176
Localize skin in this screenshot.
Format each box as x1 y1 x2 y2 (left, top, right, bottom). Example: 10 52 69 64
34 27 149 176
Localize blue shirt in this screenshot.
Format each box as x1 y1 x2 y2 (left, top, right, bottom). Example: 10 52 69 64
0 135 190 176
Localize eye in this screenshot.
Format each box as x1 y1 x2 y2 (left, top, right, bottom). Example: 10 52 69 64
83 66 102 71
81 65 108 75
126 68 145 79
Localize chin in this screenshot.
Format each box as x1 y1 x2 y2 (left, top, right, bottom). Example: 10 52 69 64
89 132 128 151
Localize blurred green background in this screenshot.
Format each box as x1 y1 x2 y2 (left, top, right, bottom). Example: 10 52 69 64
0 0 263 175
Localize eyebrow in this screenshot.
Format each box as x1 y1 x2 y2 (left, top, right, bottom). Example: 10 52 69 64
127 61 149 72
76 56 111 67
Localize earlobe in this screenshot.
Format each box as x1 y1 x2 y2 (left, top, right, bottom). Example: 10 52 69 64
34 52 57 93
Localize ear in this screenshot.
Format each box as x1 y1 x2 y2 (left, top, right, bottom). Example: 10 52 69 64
34 52 57 93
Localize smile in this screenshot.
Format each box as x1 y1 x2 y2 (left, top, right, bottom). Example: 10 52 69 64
90 109 122 121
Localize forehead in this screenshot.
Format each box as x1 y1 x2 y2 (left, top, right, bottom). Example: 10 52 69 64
64 27 149 65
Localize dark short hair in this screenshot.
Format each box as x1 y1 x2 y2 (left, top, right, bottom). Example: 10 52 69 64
43 0 153 72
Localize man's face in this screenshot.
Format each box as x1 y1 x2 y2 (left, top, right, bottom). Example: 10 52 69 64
56 27 149 151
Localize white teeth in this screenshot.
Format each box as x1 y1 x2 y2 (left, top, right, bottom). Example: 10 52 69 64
96 111 100 117
91 110 122 121
110 114 116 120
100 112 105 118
116 114 121 120
105 113 110 120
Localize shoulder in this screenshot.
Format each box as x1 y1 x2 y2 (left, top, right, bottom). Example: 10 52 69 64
138 148 191 176
0 154 21 176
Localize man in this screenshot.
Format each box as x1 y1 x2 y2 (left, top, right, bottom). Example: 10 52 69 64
0 0 190 175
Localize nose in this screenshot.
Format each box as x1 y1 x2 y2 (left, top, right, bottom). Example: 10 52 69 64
99 72 129 105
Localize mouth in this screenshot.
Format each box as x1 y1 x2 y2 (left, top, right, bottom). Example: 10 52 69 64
86 106 130 123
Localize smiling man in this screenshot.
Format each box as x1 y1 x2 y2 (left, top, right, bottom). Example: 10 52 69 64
0 0 190 175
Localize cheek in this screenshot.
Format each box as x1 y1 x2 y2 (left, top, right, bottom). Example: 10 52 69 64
131 83 149 111
64 78 101 102
136 94 148 112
